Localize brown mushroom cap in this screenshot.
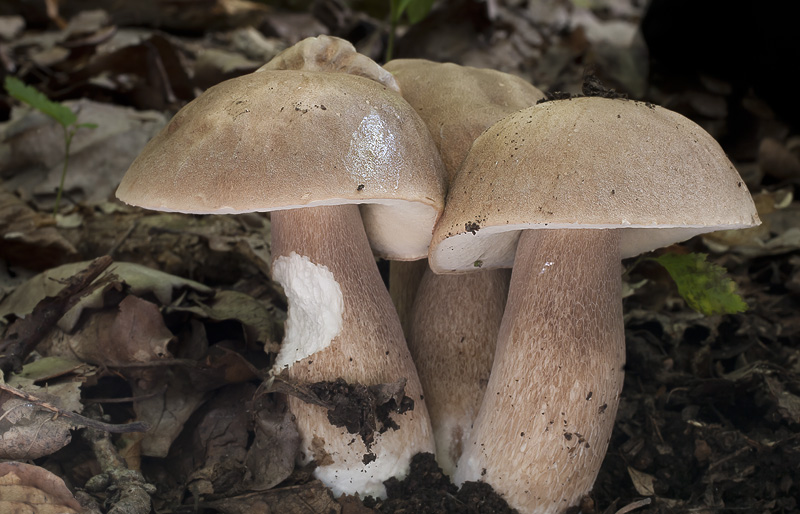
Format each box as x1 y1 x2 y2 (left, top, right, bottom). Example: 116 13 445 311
116 69 446 260
430 96 760 272
384 59 544 182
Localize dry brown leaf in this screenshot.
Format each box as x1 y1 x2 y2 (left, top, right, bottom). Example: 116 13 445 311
244 392 299 491
626 466 656 496
172 289 277 348
206 480 339 514
1 100 167 211
0 377 80 460
0 184 78 270
0 461 82 513
132 368 207 458
0 260 213 333
65 294 174 365
168 383 255 497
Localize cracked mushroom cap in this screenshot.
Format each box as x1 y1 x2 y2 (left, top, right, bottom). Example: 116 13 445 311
116 69 446 260
429 96 760 272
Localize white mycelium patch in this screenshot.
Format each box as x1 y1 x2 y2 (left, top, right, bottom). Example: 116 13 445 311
271 252 344 371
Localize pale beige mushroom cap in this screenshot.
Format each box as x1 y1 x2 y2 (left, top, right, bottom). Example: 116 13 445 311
384 59 544 182
430 96 761 272
116 69 446 260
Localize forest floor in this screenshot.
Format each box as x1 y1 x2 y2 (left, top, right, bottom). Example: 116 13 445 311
1 0 799 513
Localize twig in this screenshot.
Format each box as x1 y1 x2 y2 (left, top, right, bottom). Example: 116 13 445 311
82 405 154 514
0 255 114 375
0 382 149 433
107 221 137 257
615 498 652 514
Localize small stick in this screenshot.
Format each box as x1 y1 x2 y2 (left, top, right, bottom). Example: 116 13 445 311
615 498 652 514
0 255 114 375
0 382 148 434
82 405 153 514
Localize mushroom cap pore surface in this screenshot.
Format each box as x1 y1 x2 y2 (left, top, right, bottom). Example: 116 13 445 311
429 96 760 272
116 70 446 260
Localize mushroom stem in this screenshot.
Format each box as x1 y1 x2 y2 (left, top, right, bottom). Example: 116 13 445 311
270 204 434 498
408 266 509 476
455 228 625 513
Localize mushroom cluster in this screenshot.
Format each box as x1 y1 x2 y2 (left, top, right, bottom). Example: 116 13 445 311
116 34 760 514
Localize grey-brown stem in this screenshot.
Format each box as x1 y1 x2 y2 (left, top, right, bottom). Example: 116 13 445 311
270 204 433 497
455 229 625 514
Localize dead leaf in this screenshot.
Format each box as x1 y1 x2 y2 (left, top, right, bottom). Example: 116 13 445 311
0 260 213 333
65 294 174 365
0 99 167 210
0 377 80 460
244 392 299 491
0 183 78 270
172 289 277 348
132 367 207 458
626 466 656 496
17 355 93 382
0 461 82 513
765 376 800 424
168 383 256 498
205 480 339 514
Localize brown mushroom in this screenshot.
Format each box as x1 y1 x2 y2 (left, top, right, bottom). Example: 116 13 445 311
384 58 544 475
117 36 445 497
429 96 760 512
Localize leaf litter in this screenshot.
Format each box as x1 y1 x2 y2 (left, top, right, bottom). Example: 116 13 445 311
0 0 799 513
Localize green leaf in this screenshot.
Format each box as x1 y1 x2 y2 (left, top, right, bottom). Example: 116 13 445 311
391 0 433 23
4 76 77 127
653 253 748 316
406 0 434 23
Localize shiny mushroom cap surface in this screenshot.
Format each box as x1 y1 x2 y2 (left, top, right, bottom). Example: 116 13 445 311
116 69 446 260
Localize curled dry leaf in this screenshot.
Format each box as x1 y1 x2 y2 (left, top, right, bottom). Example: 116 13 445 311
626 466 656 497
0 260 213 333
170 289 278 349
0 461 82 514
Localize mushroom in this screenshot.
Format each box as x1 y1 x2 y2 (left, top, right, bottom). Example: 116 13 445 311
116 36 445 498
428 96 760 512
383 58 544 475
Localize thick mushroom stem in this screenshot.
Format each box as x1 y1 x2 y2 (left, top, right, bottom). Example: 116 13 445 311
455 229 625 514
270 204 434 498
408 267 509 476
